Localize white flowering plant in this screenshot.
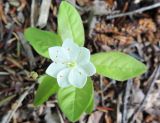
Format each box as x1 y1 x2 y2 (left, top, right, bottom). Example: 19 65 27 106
46 39 96 88
24 1 147 122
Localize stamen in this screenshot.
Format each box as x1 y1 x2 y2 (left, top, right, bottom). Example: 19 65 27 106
67 61 77 68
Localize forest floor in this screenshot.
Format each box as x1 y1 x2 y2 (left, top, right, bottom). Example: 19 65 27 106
0 0 160 123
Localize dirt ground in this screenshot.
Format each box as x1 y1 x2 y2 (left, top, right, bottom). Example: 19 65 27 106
0 0 160 123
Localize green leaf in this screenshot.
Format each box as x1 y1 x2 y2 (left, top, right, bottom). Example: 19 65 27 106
34 75 59 106
58 1 84 46
85 92 94 114
24 27 62 58
57 78 93 122
91 51 147 81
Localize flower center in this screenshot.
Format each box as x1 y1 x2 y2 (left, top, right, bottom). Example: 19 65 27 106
67 61 77 68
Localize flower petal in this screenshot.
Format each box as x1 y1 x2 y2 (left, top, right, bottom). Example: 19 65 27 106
49 46 69 62
62 39 80 60
57 68 71 88
80 62 96 76
46 62 67 78
77 47 90 65
69 67 87 88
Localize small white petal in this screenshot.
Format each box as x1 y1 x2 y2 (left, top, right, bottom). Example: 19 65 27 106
57 68 71 88
80 62 96 76
49 46 69 62
62 39 80 60
77 47 90 65
46 62 67 78
69 67 87 88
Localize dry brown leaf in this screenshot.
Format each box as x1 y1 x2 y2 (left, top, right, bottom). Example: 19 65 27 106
0 3 7 23
94 34 116 45
122 23 138 37
114 35 133 45
76 0 92 6
95 22 119 34
138 18 156 32
105 0 115 7
144 115 155 123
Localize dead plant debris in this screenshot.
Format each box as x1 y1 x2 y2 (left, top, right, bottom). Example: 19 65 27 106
0 0 160 123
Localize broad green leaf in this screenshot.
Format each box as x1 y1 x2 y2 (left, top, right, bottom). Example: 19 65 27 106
34 75 59 106
57 78 93 122
85 92 94 114
58 1 84 46
24 27 62 58
91 51 147 81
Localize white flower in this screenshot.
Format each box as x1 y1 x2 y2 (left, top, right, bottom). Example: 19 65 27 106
46 39 96 88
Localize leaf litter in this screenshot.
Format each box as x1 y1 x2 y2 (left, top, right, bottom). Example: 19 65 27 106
0 0 160 123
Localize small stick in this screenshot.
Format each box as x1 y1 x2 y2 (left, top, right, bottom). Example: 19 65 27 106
1 84 35 123
100 75 105 106
117 93 122 123
122 79 132 123
37 0 51 28
129 66 160 123
56 107 65 123
107 2 160 19
31 0 35 27
0 71 9 75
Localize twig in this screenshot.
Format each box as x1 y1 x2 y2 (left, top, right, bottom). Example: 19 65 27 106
0 94 16 107
100 75 105 106
37 0 51 28
117 93 122 123
31 0 35 27
17 0 27 11
107 2 160 19
56 107 65 123
0 2 7 24
122 79 132 123
0 71 9 75
129 66 160 123
0 20 3 41
4 23 14 50
1 84 35 123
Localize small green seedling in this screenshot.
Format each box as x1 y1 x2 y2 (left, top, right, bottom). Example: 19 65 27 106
24 1 147 122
